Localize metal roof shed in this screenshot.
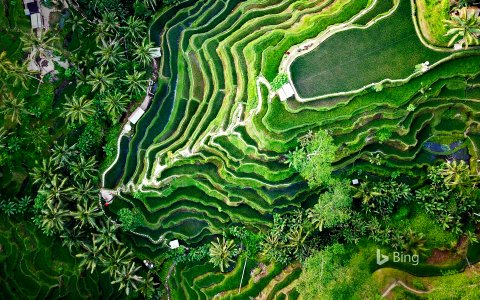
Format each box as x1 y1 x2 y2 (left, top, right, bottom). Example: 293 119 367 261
30 13 42 29
128 107 145 125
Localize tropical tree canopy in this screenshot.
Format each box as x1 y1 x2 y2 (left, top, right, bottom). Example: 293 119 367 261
444 7 480 48
209 237 236 272
308 180 352 232
287 130 337 188
62 94 95 124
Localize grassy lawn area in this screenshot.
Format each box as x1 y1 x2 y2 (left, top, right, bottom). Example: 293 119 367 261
416 0 450 46
290 0 448 98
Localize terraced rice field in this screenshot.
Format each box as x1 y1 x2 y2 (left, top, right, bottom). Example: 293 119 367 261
102 0 480 270
168 258 301 299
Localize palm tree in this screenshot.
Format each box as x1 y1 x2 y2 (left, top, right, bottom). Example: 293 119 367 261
261 231 282 255
31 157 59 188
444 7 480 49
17 195 33 214
138 271 158 299
353 182 382 204
209 237 236 272
70 155 97 181
61 227 87 254
72 180 98 202
1 200 18 216
1 93 27 125
21 30 59 61
307 204 326 232
51 140 78 168
71 199 101 229
122 69 147 96
40 200 70 235
134 39 156 66
286 227 309 256
93 13 119 45
86 66 115 93
94 39 125 66
43 174 74 202
440 160 470 188
76 237 103 273
62 94 95 124
102 89 129 120
402 229 427 256
111 262 144 296
101 246 133 276
0 51 14 75
8 62 38 88
66 12 87 34
94 221 122 251
99 12 119 36
123 16 146 42
93 23 113 45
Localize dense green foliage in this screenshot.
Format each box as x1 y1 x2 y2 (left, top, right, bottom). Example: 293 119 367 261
2 0 480 298
270 73 289 90
287 130 337 188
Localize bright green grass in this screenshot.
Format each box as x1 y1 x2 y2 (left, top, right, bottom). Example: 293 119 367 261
290 0 447 98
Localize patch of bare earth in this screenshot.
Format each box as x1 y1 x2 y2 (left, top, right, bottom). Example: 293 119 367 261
252 263 268 283
427 236 468 265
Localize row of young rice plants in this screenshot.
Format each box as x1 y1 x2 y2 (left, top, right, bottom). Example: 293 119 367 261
263 266 302 300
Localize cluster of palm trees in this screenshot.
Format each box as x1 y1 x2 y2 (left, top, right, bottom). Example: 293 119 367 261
1 2 164 298
30 141 99 236
0 49 38 126
416 160 479 234
354 180 413 217
27 139 157 296
260 211 315 265
0 51 36 90
341 159 479 249
62 10 156 122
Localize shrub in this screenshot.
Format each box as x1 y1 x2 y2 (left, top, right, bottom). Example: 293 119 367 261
77 120 104 156
118 208 141 231
271 73 289 91
376 128 393 143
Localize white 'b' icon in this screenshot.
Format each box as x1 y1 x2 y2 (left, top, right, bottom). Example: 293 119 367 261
377 249 389 265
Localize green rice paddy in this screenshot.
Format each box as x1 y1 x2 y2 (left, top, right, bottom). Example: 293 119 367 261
290 0 448 98
103 0 480 249
100 0 480 296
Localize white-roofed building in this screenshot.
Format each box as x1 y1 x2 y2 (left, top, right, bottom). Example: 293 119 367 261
150 47 162 58
24 0 43 29
278 83 295 101
128 107 145 124
30 13 42 29
100 189 116 202
169 240 180 249
278 88 287 101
